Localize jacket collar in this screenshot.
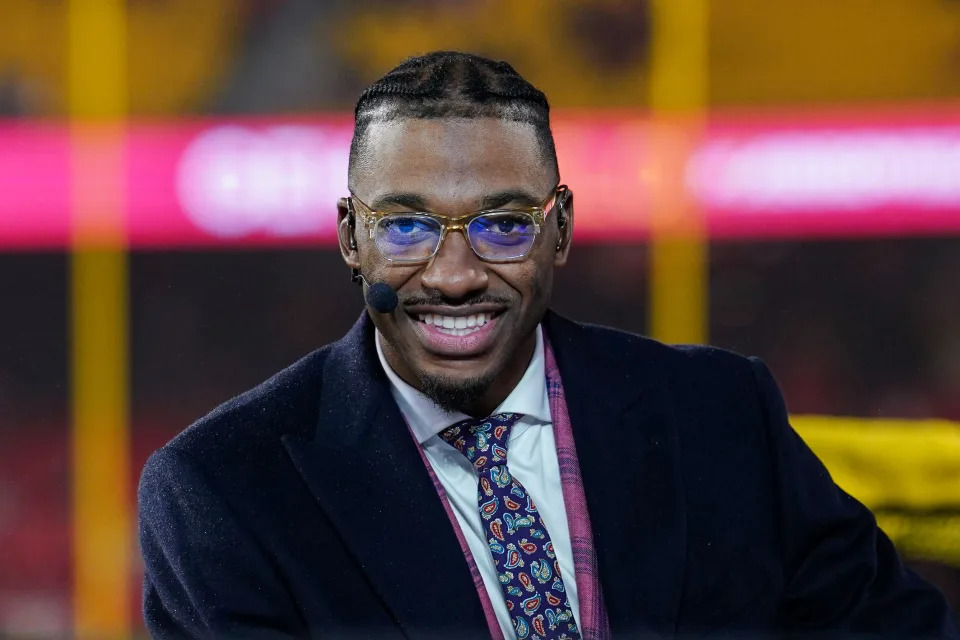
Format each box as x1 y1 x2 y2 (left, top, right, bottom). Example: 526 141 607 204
543 312 686 637
285 311 686 637
284 312 490 638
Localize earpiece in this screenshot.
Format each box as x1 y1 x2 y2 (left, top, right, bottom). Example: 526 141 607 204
347 198 358 251
555 186 569 250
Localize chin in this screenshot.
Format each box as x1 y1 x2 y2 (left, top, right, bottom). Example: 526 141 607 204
415 349 505 386
414 363 499 414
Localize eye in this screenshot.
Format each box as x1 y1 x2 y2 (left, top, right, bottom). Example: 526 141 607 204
475 214 531 235
387 217 431 234
378 216 441 248
468 213 536 250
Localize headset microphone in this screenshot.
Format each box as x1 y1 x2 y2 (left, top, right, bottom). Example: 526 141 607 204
366 281 399 313
353 271 399 313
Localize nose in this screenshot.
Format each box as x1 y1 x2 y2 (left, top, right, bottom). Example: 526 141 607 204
419 229 489 301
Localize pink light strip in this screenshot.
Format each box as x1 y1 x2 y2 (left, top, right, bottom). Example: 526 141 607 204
1 106 959 250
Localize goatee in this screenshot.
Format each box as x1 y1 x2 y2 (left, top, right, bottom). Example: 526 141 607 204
418 370 498 415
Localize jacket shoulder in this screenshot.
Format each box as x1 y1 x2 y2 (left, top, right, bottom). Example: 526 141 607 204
551 316 769 422
159 345 333 466
553 316 758 382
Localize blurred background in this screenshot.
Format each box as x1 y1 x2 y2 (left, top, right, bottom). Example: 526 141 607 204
1 0 960 636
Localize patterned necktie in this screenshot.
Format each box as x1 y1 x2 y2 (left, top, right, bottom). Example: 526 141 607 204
440 413 581 640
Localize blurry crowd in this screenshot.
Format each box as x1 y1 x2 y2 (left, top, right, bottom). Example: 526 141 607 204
0 0 653 117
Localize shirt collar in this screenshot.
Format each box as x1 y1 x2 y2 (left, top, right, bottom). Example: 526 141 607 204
375 325 550 444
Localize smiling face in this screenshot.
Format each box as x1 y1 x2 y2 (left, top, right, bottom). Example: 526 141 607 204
339 117 573 416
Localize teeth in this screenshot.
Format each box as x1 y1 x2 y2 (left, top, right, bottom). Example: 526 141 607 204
416 312 494 335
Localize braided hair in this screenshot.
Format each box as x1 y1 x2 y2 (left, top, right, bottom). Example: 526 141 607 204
348 51 559 183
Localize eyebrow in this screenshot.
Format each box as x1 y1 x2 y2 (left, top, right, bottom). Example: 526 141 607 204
370 192 430 210
479 189 543 210
370 189 543 212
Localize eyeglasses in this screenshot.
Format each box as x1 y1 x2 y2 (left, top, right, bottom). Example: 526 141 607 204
350 185 567 264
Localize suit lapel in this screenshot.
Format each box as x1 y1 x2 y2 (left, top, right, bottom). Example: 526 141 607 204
283 314 489 638
545 312 687 637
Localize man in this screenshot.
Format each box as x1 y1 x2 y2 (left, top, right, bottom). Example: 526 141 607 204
139 51 958 639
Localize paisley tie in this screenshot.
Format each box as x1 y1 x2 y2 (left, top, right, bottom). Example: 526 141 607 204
440 413 581 640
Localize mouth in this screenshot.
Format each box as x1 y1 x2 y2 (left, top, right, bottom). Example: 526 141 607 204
413 311 497 337
404 306 507 357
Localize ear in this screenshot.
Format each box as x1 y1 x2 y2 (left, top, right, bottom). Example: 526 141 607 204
337 197 361 270
553 187 574 267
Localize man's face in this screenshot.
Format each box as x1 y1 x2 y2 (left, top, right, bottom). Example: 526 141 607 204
339 117 572 412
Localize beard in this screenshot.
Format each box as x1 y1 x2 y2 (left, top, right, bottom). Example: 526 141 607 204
417 368 499 415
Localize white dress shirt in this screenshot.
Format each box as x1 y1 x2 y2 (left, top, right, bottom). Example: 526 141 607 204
375 327 581 638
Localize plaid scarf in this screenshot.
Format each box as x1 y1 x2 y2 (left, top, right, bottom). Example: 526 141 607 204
413 337 611 639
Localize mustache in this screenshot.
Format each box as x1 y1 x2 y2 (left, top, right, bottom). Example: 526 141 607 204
400 292 513 308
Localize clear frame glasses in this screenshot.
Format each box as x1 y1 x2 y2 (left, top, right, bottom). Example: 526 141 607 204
350 185 567 264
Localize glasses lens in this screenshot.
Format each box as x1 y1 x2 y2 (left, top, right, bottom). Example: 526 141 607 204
375 215 443 261
467 211 537 261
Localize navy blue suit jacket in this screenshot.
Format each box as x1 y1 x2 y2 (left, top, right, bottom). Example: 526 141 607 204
139 312 958 639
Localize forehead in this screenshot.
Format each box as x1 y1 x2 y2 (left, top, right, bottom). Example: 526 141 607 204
351 117 554 208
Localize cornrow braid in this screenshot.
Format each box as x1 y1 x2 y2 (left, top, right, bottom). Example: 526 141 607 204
348 51 559 184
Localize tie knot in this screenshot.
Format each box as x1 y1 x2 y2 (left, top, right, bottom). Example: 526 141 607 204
439 412 522 473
